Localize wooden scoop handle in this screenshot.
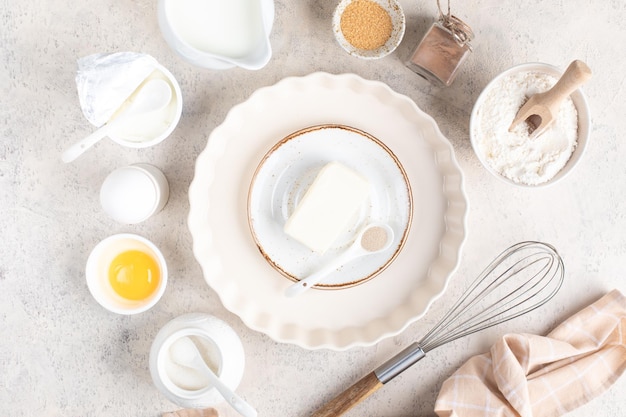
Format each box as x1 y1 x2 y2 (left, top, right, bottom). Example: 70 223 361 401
310 372 383 417
509 59 592 134
543 60 592 105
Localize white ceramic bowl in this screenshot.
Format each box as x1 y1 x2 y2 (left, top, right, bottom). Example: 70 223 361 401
333 0 405 60
470 62 591 187
86 234 168 314
107 64 183 149
149 313 246 408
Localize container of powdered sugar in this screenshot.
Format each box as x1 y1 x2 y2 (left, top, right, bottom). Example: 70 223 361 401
470 62 591 187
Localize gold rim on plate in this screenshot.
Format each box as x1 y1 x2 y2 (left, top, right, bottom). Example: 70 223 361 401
247 124 413 289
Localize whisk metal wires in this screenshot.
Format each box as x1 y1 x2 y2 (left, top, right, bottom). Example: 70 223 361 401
311 241 564 417
419 240 564 352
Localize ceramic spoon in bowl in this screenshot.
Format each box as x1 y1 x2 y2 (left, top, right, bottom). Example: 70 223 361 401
62 78 172 163
169 336 258 417
285 223 395 297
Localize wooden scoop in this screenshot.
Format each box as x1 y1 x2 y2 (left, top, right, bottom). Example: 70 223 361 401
509 60 591 138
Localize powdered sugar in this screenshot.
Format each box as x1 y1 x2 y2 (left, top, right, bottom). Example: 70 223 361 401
472 70 579 186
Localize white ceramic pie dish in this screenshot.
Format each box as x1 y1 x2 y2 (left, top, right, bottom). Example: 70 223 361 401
188 72 467 350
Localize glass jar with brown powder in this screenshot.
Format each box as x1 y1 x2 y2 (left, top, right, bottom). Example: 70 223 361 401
406 4 474 87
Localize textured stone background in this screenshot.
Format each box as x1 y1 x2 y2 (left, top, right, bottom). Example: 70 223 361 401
1 1 625 416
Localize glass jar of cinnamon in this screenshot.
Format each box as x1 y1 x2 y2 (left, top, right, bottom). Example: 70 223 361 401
406 14 474 87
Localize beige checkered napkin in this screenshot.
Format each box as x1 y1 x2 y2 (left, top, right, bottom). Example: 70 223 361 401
434 289 626 417
163 408 218 417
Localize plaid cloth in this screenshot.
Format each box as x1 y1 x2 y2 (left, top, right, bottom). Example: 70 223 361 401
163 408 218 417
435 289 626 417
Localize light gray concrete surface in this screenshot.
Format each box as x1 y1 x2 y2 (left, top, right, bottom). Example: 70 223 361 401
1 1 625 416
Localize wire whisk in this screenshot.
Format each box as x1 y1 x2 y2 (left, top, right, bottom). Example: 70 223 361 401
419 240 564 352
311 241 565 417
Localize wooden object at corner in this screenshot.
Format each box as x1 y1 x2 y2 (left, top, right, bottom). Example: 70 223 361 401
310 371 383 417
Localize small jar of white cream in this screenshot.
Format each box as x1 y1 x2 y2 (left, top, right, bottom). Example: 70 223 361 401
149 314 246 408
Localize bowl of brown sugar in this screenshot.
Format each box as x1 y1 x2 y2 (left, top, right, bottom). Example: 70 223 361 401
333 0 405 59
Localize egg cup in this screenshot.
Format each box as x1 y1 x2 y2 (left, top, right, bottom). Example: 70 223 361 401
100 164 170 225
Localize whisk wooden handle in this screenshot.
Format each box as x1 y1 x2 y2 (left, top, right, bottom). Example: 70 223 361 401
311 343 426 417
310 372 383 417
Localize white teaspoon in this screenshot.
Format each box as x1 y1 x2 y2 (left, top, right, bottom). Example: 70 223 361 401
285 223 395 297
169 336 258 417
62 78 172 163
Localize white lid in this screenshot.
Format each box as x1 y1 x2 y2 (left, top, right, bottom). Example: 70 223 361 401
100 166 158 224
76 52 158 127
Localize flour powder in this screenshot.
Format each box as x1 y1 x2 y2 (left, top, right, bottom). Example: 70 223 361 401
472 71 579 185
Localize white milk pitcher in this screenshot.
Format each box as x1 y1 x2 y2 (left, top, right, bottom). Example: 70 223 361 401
158 0 274 70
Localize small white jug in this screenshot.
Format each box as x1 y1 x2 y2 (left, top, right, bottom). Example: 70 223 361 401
158 0 274 70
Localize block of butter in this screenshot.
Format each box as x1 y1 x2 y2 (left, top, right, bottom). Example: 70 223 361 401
284 161 370 254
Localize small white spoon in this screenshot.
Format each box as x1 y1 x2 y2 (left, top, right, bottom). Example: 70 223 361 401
285 223 395 297
62 78 172 163
169 336 257 417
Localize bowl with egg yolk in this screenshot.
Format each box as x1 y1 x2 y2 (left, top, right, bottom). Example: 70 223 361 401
86 233 168 315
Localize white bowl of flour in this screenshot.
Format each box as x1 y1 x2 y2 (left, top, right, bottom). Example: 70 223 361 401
470 62 590 187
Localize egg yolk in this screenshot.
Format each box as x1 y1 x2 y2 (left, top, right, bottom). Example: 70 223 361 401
108 250 160 300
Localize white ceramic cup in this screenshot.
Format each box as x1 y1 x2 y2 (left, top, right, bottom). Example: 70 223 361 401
100 163 170 224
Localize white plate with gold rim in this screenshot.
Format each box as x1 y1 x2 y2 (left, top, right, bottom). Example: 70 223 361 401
248 124 412 289
188 72 467 350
